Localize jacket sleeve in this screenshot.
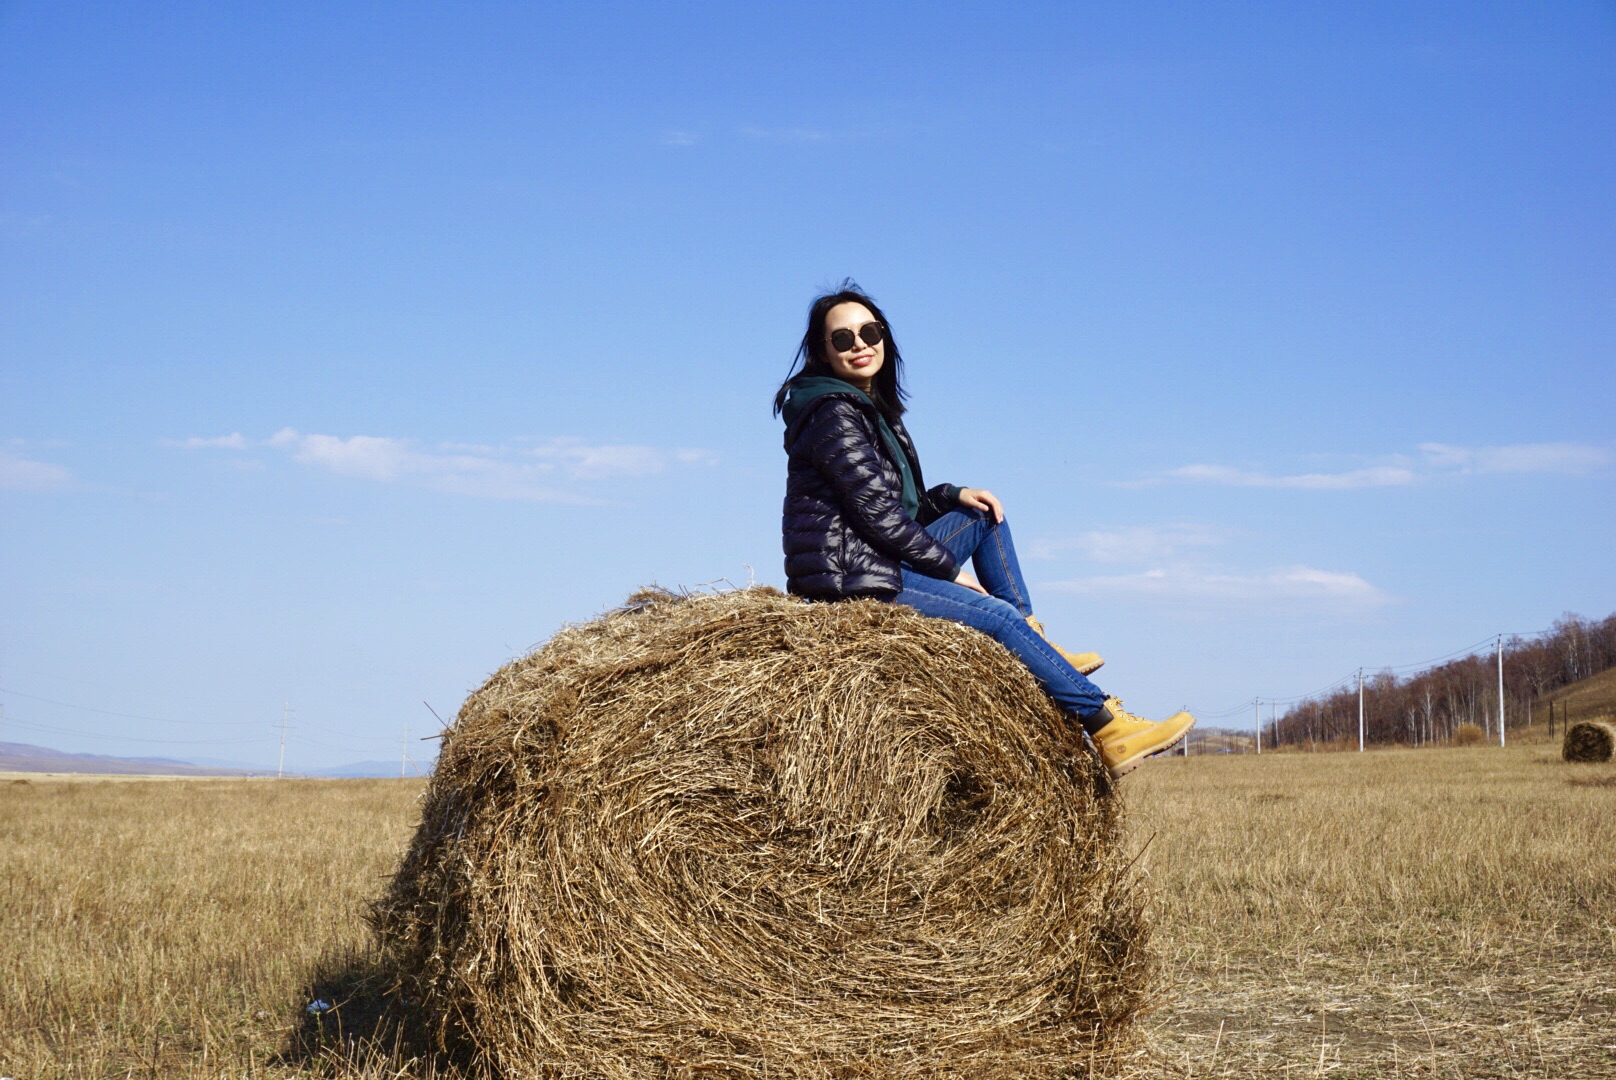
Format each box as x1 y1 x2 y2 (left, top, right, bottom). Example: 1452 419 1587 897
797 399 960 581
917 483 962 524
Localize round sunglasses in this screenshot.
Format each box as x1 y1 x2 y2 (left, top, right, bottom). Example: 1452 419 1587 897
829 322 884 354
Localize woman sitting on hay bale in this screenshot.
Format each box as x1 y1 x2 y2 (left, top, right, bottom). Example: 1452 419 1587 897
776 281 1195 778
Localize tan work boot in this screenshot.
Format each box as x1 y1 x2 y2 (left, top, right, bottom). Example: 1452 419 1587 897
1089 698 1196 778
1025 615 1104 675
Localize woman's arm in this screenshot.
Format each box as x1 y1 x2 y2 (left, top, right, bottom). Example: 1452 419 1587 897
957 487 1005 522
916 483 960 524
796 399 959 580
917 485 1004 525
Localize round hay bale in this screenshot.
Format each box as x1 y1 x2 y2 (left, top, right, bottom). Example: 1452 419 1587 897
1563 718 1616 763
371 586 1151 1078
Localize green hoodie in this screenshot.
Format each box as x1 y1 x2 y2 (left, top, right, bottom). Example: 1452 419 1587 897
781 375 920 521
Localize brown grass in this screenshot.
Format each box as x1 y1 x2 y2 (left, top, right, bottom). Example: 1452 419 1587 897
372 586 1149 1078
3 701 1613 1077
1543 665 1616 728
0 776 426 1077
1121 745 1616 1078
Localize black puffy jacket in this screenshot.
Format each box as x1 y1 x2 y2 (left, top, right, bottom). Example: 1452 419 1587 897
781 387 962 600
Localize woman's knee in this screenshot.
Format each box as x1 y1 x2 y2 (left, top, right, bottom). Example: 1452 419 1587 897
968 505 1010 533
981 596 1024 628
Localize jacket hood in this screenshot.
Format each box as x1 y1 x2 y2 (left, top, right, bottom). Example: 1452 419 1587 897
780 375 870 429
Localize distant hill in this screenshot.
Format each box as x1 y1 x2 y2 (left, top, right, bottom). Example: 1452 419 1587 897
304 760 431 779
1541 664 1616 727
0 741 432 779
1183 726 1260 755
0 741 269 777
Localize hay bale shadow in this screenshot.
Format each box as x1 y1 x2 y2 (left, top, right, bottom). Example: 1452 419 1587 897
277 946 488 1078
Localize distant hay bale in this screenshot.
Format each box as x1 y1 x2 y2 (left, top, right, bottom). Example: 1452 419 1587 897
1563 719 1616 763
371 586 1151 1078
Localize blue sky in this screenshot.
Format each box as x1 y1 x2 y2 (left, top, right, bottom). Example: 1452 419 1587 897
3 2 1612 769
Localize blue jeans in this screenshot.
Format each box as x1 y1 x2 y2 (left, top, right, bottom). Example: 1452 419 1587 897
894 509 1109 724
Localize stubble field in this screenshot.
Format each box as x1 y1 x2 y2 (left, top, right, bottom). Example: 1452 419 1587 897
1126 742 1616 1077
2 740 1612 1078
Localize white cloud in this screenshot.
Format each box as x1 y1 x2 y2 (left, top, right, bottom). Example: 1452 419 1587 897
287 433 416 482
164 433 249 450
1150 440 1608 490
1029 523 1229 563
1045 564 1391 610
178 428 718 501
1418 441 1609 475
524 437 714 480
274 430 576 500
1164 463 1416 489
661 130 700 146
0 451 72 492
675 448 721 466
1031 521 1390 611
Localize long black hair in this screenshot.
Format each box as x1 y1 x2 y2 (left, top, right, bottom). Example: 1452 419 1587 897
772 280 908 421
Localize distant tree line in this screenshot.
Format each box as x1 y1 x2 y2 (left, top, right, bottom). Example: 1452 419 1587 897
1271 612 1616 749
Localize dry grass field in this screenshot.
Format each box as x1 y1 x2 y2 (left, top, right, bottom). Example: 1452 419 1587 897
1125 743 1616 1078
3 742 1612 1078
0 777 421 1078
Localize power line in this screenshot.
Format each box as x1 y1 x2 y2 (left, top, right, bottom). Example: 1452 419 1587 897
0 684 401 757
1375 635 1499 674
1266 670 1360 706
0 679 441 783
1212 636 1507 731
1192 698 1258 720
1275 628 1564 710
292 731 388 755
1192 669 1358 718
0 711 275 746
278 701 290 779
0 685 232 727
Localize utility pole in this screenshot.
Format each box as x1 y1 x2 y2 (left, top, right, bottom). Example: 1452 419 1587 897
278 701 289 779
1254 697 1261 754
1271 699 1277 750
1497 634 1506 749
1358 667 1365 752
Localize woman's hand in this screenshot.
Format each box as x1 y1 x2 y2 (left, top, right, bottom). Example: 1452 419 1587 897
954 570 990 595
958 487 1004 523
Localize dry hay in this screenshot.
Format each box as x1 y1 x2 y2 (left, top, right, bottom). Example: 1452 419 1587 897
1562 718 1616 763
371 586 1151 1079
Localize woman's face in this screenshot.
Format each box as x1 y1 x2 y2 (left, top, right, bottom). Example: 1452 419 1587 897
822 301 885 389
